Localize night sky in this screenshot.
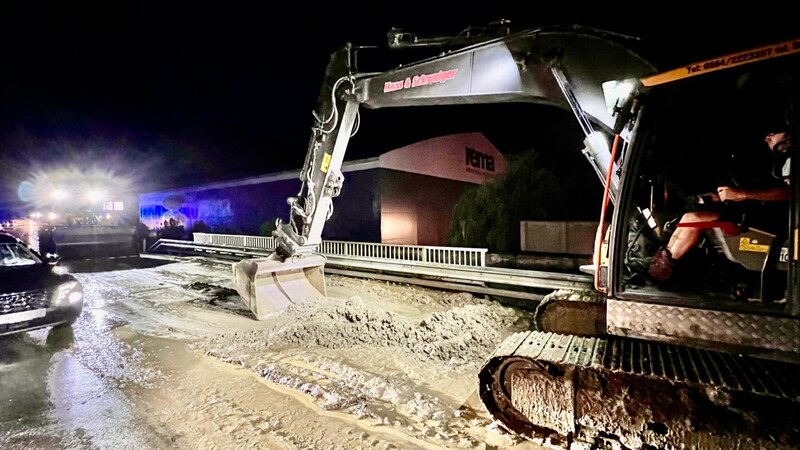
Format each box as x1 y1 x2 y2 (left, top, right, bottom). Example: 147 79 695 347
0 3 795 217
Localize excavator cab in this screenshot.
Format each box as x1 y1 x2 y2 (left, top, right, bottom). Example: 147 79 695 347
610 46 800 354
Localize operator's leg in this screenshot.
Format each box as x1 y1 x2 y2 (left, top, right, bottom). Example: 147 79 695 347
667 211 720 260
648 211 719 282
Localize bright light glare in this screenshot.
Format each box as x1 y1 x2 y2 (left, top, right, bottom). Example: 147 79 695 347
68 291 83 304
87 189 105 202
613 81 635 101
54 281 77 305
602 79 636 114
47 212 58 221
51 188 69 201
641 208 657 230
21 165 135 210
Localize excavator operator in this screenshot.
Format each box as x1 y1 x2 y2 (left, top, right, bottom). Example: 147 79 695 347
648 117 792 283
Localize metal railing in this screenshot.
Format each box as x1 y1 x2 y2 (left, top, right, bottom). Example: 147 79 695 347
320 240 486 267
193 233 275 250
192 233 487 268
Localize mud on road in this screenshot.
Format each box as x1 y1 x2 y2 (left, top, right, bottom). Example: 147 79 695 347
1 255 547 449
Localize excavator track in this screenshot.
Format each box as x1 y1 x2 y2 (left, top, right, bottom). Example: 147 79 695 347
479 331 800 449
534 289 606 337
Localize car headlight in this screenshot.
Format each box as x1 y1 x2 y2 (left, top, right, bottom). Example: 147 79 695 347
53 281 83 306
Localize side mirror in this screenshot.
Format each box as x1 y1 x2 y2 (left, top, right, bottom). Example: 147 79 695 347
602 78 640 134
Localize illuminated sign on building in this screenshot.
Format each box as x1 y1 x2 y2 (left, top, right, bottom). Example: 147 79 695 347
465 147 495 173
378 133 507 184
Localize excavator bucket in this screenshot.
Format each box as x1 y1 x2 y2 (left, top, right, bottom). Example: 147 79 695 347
232 253 327 320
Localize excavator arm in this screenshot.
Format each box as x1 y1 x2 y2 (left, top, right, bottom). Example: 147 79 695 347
233 25 655 319
273 25 656 260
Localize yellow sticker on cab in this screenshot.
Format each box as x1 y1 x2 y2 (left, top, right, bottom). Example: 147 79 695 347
739 237 769 253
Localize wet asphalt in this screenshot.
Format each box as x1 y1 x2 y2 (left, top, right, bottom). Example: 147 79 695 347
0 256 174 449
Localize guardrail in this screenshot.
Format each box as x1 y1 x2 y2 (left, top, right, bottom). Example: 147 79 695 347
147 238 593 301
192 233 487 268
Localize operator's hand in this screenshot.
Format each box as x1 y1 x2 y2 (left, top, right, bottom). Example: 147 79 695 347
717 186 747 202
696 192 721 204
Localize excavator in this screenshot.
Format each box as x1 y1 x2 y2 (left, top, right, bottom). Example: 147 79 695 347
233 23 800 449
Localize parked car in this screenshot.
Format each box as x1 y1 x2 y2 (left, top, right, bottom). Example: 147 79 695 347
0 231 83 336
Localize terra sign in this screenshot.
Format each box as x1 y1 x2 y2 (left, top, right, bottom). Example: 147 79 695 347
466 147 494 173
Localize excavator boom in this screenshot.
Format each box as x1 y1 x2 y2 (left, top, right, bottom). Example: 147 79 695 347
233 25 655 316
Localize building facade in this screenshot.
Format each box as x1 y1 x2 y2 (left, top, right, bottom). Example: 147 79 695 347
139 132 507 246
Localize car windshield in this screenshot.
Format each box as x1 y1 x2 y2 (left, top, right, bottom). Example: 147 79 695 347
0 242 42 267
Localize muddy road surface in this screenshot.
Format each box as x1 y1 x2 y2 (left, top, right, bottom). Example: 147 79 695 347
0 255 547 449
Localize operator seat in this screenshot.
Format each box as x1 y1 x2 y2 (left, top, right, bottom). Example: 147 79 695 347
677 220 788 301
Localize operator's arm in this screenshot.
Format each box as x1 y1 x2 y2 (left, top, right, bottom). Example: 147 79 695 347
716 185 790 202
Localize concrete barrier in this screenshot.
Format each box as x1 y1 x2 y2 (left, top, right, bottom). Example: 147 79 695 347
520 221 598 256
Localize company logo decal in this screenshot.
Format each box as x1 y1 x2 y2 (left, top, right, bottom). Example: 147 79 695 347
383 69 458 93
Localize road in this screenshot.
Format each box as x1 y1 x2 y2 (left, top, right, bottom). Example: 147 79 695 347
0 255 545 450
